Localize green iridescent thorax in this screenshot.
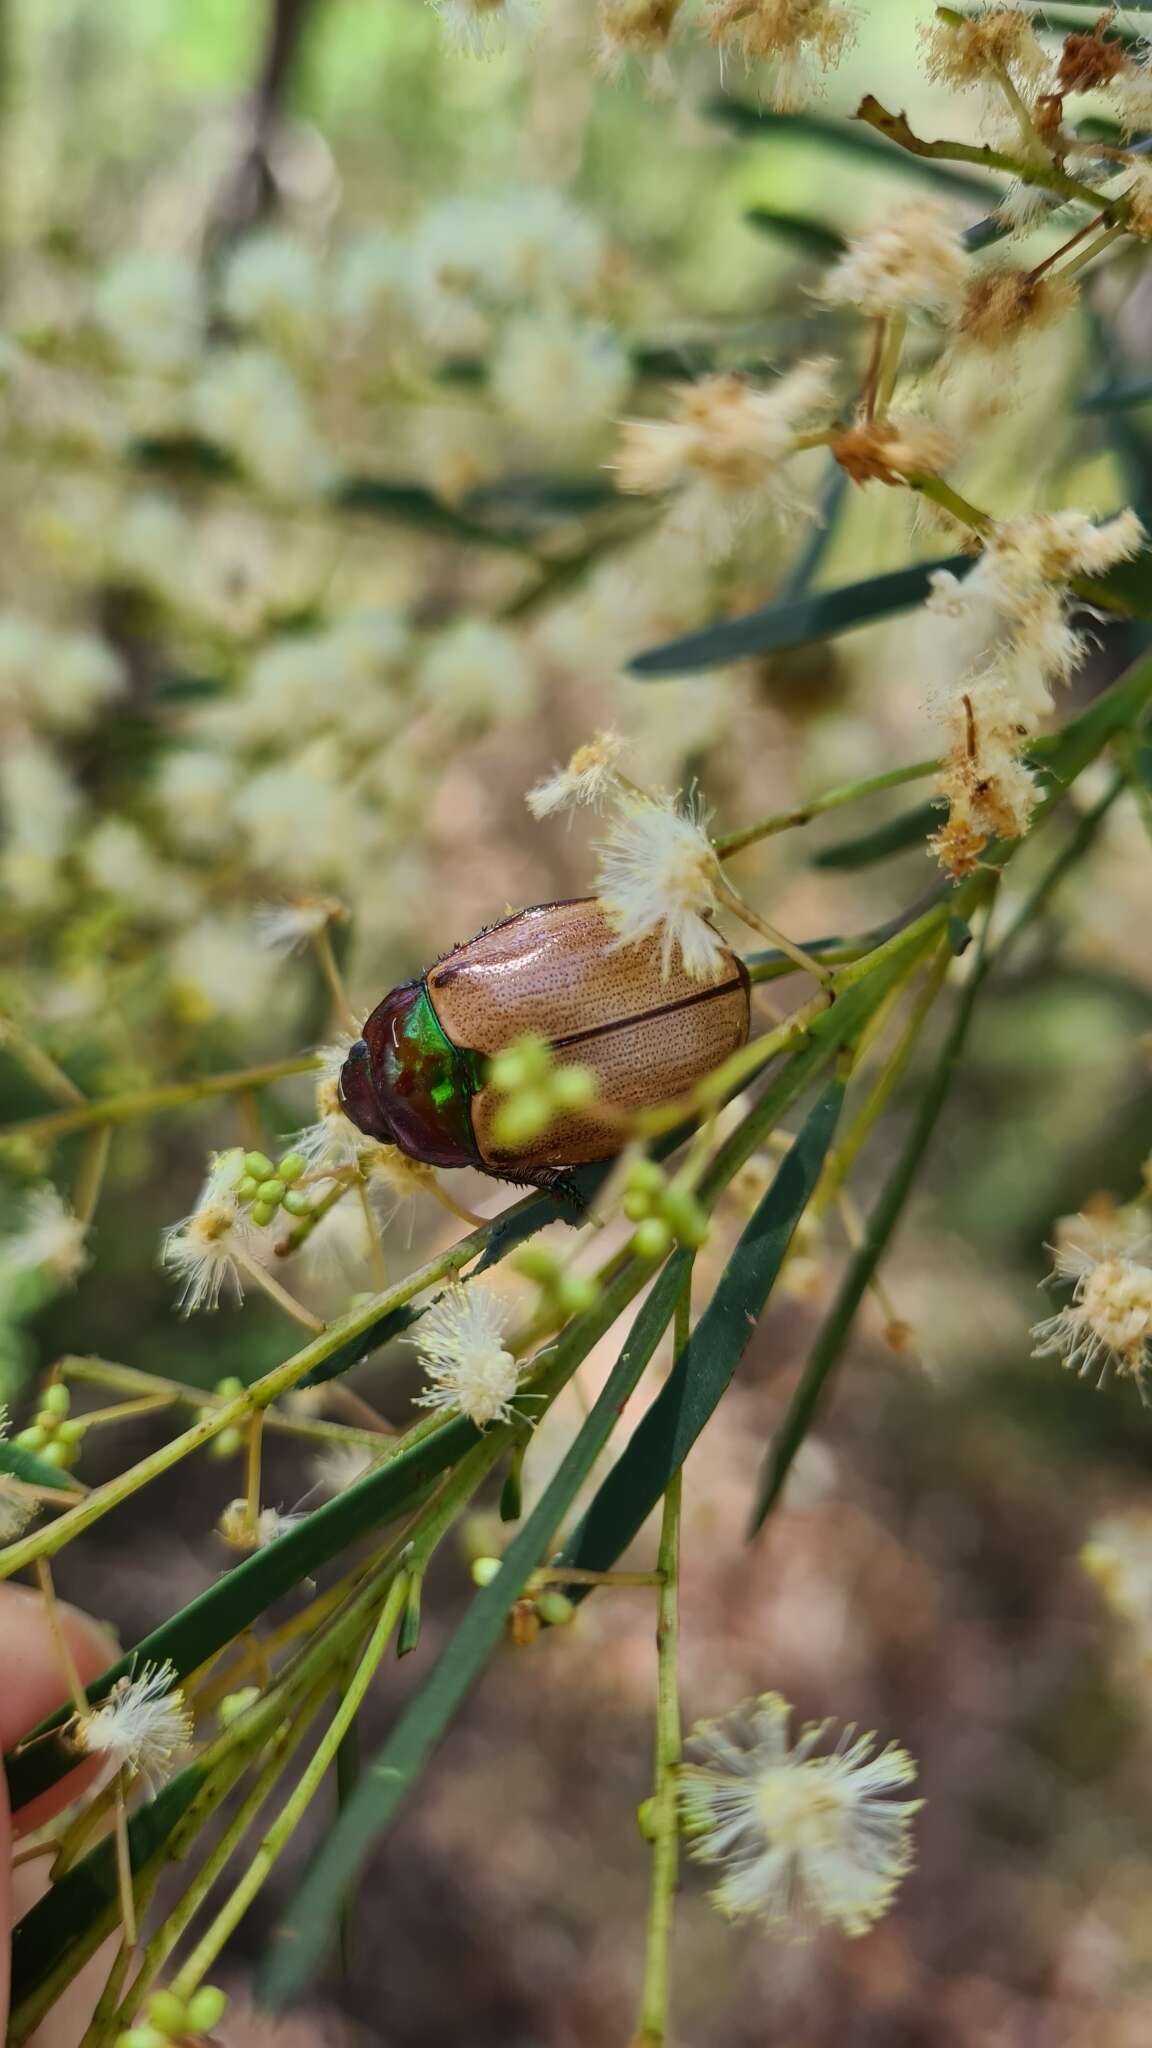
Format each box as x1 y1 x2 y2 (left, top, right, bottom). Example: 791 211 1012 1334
356 979 482 1169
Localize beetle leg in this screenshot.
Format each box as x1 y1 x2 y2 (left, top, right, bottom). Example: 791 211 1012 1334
494 1163 588 1210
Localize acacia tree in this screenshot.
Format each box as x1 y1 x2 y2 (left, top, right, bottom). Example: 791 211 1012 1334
2 4 1152 2043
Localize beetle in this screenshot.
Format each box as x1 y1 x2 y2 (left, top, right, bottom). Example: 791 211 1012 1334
338 897 750 1194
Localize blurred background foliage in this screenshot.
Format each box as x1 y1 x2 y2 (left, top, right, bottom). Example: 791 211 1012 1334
3 1 1152 2042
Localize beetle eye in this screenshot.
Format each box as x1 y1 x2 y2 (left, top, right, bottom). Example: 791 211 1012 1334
338 1038 393 1142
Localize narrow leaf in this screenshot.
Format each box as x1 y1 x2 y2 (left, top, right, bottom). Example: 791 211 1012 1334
811 801 939 870
743 207 845 256
705 98 1001 199
334 477 528 550
552 1079 843 1591
748 925 992 1534
1074 376 1147 411
629 556 966 675
8 1766 206 2036
1078 549 1152 620
0 1443 76 1491
258 1252 690 2007
3 1419 476 1810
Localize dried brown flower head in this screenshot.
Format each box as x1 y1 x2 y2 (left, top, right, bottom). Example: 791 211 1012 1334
957 268 1078 351
1058 23 1128 93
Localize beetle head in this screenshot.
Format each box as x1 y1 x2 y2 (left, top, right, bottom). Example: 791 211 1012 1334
338 1036 394 1143
337 981 479 1170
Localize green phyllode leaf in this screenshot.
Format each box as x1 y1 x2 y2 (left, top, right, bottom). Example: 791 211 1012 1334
0 1442 77 1491
9 1767 207 2040
629 556 968 675
551 1078 844 1595
630 544 1152 678
257 1250 693 2007
705 99 1001 199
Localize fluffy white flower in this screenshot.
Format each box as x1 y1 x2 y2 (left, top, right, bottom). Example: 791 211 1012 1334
112 493 197 607
193 348 334 499
594 792 726 979
411 1282 523 1428
1032 1245 1152 1389
155 748 237 852
410 401 502 505
926 508 1146 875
160 1148 257 1313
0 1186 88 1285
705 0 858 107
254 896 343 955
232 742 359 884
0 1487 36 1545
821 201 969 318
408 199 501 352
0 1406 35 1540
35 632 126 732
487 189 605 305
0 615 49 714
289 1045 369 1176
83 817 197 923
1081 1510 1152 1634
430 0 538 54
418 618 536 725
220 233 324 358
1108 64 1152 141
527 731 626 818
218 1499 308 1550
335 233 415 340
0 739 82 910
94 252 203 373
490 313 630 450
680 1693 921 1934
599 0 682 70
311 1441 378 1494
0 619 124 734
74 1662 193 1788
169 915 285 1024
615 362 834 555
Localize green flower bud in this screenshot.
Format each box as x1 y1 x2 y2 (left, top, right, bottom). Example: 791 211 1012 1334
250 1200 277 1227
256 1178 286 1206
145 1989 188 2033
217 1686 261 1728
622 1189 652 1223
636 1796 659 1841
626 1158 666 1196
42 1383 70 1418
184 1985 229 2031
37 1439 72 1468
14 1425 46 1449
491 1091 550 1147
551 1065 596 1110
215 1376 245 1398
661 1188 710 1248
633 1218 673 1261
282 1189 312 1217
209 1426 245 1460
235 1175 260 1203
556 1272 598 1317
278 1152 306 1183
243 1151 275 1181
470 1555 502 1587
57 1418 87 1445
534 1589 575 1627
116 2028 168 2048
512 1244 562 1284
